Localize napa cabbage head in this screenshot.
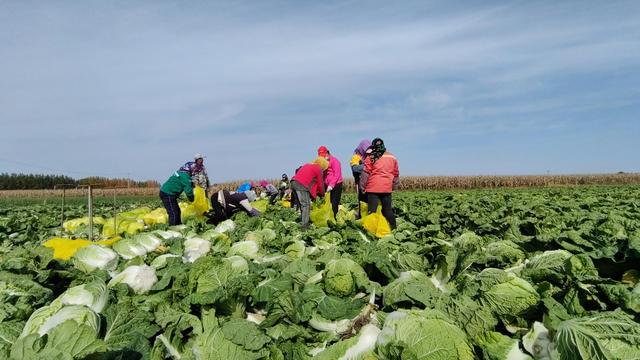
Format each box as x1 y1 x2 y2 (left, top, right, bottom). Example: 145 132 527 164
244 228 277 244
479 269 540 316
108 265 158 294
73 245 118 273
324 258 380 297
228 240 260 260
21 304 100 338
183 236 211 263
376 309 474 360
383 270 442 309
59 282 108 313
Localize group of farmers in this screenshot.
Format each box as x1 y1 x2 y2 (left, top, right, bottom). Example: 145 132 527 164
159 138 400 231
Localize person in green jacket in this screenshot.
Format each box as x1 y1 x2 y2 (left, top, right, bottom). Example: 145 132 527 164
160 169 194 225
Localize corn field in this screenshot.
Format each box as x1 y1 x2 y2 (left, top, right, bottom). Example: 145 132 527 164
1 173 638 199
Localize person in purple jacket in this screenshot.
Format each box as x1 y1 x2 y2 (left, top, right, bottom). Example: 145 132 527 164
317 145 343 217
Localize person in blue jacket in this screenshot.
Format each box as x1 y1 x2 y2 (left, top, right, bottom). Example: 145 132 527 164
160 168 194 225
236 181 254 193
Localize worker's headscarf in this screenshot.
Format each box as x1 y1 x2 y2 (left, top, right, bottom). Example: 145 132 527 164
354 139 371 158
368 138 386 163
313 156 329 171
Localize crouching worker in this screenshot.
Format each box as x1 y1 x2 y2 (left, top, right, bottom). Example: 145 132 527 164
206 189 261 225
160 168 194 226
259 180 280 205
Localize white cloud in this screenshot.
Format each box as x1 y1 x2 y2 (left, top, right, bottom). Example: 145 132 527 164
0 1 639 180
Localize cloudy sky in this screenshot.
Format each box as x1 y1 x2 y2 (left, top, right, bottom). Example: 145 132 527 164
0 1 638 183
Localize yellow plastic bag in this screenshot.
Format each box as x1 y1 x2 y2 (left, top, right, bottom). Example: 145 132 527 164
359 201 368 220
192 187 210 214
310 195 335 227
362 207 391 238
43 236 121 260
180 187 210 221
281 200 291 208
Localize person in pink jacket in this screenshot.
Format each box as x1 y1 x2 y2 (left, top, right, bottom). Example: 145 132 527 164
318 145 343 217
359 138 399 229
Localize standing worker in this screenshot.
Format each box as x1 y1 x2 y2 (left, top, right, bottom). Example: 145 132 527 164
160 167 194 225
180 153 210 190
350 139 371 218
291 157 328 229
317 146 343 218
359 138 399 229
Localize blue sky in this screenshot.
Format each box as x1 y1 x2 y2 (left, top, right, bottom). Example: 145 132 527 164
0 1 638 183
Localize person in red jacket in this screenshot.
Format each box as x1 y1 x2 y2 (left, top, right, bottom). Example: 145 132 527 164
291 157 328 228
317 145 343 217
359 138 399 229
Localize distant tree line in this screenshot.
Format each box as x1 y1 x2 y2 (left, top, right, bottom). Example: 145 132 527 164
0 173 159 190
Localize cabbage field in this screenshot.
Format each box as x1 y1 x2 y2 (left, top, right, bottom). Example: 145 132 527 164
1 186 640 359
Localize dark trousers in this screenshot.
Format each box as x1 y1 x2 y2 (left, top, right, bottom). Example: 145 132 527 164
160 191 181 225
291 180 311 226
367 192 396 229
329 182 343 217
269 192 279 205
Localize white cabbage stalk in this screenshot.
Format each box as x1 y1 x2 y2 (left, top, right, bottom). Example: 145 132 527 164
246 312 266 325
157 334 182 359
523 322 555 360
340 324 380 359
59 282 108 313
73 245 118 273
183 237 211 263
309 314 352 334
108 265 157 294
38 305 100 336
154 230 183 240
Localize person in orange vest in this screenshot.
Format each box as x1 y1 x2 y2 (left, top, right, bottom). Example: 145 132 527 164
291 157 328 229
359 138 399 229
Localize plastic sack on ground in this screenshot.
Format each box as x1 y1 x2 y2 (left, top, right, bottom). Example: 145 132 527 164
180 187 210 221
43 237 121 260
310 195 335 227
362 207 391 238
102 218 145 237
63 217 106 233
143 208 168 225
